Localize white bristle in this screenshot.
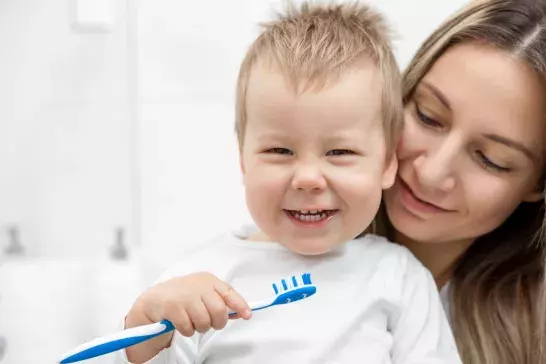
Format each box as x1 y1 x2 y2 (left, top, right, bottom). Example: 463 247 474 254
271 273 313 295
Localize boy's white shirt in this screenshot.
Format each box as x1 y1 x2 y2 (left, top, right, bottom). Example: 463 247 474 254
118 225 461 364
439 281 452 326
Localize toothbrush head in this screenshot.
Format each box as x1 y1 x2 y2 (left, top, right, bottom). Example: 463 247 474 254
270 272 316 306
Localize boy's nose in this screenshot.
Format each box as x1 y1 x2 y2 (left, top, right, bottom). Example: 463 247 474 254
291 163 327 193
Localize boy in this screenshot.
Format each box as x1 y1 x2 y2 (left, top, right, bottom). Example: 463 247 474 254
121 2 461 363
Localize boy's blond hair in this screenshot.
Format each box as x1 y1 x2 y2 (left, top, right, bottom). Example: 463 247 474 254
235 1 403 158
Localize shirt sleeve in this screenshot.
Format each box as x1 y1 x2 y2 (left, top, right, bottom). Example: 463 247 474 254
116 339 171 364
115 331 198 364
390 258 462 364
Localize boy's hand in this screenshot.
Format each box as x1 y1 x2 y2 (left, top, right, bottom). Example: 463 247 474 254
124 272 251 363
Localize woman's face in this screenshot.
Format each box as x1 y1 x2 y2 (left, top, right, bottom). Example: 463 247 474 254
384 42 545 245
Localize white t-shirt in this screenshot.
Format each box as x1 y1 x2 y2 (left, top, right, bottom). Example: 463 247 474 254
119 225 460 364
439 282 452 326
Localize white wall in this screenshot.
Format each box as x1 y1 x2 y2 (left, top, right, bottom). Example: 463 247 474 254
0 0 134 258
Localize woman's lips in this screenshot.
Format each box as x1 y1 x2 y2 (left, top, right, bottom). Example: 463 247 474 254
398 178 451 215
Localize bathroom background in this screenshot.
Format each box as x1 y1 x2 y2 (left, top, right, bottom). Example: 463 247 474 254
0 0 469 362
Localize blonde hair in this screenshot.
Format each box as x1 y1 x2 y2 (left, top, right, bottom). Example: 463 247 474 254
380 1 546 363
234 1 403 158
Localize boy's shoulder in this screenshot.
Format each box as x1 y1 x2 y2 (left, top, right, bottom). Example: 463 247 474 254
352 233 422 264
153 226 283 282
154 230 242 277
349 233 430 280
347 234 436 304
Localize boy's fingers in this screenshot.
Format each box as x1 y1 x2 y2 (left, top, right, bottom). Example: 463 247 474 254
186 299 212 333
202 291 229 330
214 282 252 320
169 308 195 337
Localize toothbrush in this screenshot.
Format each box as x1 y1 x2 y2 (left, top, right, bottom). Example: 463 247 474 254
58 273 317 363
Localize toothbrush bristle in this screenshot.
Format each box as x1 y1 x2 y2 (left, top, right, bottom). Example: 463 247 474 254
272 273 312 295
269 273 316 304
273 273 313 294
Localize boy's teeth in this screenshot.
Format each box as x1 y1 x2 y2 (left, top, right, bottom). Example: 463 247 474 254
298 209 322 214
289 210 331 222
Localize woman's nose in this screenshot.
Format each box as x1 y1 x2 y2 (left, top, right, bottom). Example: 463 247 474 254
413 143 457 193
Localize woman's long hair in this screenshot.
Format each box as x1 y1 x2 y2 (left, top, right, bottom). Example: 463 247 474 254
378 1 546 362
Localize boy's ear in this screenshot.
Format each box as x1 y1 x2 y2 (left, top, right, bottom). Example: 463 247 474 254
381 152 398 190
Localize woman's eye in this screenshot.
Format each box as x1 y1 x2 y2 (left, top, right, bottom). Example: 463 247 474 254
475 150 510 173
415 104 442 128
266 148 293 155
327 149 355 156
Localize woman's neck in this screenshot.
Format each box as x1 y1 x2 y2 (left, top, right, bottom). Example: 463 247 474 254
394 231 473 288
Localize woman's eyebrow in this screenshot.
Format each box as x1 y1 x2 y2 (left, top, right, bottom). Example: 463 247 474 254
420 81 451 111
484 133 538 161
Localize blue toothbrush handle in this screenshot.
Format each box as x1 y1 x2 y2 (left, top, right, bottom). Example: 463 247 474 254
59 319 174 363
59 276 316 363
228 300 272 316
60 298 270 363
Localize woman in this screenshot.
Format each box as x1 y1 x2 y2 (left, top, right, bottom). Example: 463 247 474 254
376 0 546 363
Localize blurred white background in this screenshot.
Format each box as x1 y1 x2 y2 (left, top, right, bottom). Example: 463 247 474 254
0 0 469 363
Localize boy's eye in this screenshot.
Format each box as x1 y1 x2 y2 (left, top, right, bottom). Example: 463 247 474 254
327 149 355 156
266 148 293 155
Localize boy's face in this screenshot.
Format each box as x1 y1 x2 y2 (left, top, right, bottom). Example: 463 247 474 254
240 59 397 255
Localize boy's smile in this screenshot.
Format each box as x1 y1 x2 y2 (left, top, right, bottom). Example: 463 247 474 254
284 209 339 226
